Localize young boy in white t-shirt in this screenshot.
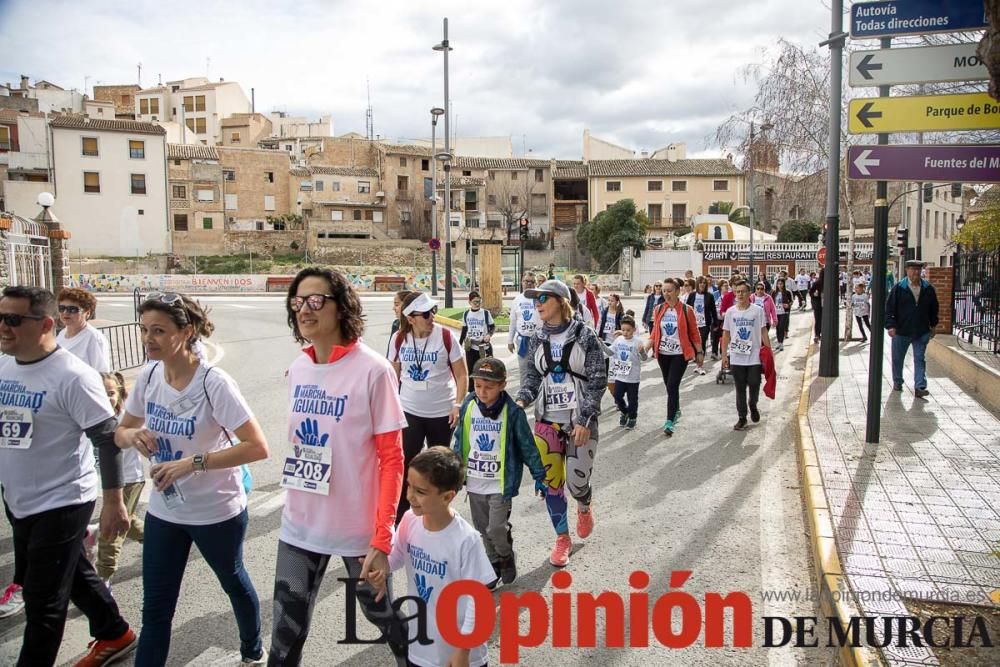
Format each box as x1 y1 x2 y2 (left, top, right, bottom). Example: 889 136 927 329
371 447 495 667
851 282 872 343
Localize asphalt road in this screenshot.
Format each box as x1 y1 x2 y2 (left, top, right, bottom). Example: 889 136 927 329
0 294 836 666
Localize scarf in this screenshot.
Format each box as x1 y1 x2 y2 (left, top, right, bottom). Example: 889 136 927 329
475 394 505 421
542 320 572 337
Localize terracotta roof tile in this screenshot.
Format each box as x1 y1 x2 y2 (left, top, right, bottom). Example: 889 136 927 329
167 143 220 160
554 160 587 179
50 115 166 135
384 143 434 157
455 157 550 170
588 158 742 177
446 176 487 187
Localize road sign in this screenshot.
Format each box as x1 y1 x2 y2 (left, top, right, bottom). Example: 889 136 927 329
848 92 1000 134
847 144 1000 182
817 247 827 268
429 238 441 251
850 0 987 39
849 43 988 87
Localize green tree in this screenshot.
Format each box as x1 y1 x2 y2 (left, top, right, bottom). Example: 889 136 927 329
955 205 1000 251
577 199 648 270
777 220 821 243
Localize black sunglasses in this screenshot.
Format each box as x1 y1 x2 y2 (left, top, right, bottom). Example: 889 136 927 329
290 294 336 312
58 305 81 314
144 292 183 305
413 308 437 319
0 313 45 327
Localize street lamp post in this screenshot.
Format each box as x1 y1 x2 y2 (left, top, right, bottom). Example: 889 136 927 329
433 19 454 308
430 107 445 296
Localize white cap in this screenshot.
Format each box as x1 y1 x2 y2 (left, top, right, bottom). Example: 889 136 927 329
402 293 439 315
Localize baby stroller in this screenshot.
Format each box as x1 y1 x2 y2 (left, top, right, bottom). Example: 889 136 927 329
715 354 731 384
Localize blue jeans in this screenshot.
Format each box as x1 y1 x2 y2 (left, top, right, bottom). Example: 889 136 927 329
136 509 262 665
891 331 930 390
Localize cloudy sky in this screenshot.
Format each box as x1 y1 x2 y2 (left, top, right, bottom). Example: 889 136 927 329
0 0 832 159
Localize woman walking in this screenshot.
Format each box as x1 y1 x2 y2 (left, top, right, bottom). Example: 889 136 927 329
115 292 269 665
388 291 467 523
57 287 112 372
270 268 410 666
516 279 607 567
686 277 717 375
772 278 793 352
645 279 703 437
641 282 664 333
750 282 777 332
598 293 624 345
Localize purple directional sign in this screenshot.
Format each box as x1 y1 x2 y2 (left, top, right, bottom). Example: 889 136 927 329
847 144 1000 182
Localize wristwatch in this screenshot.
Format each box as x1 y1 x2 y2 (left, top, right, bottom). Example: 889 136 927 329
192 454 207 474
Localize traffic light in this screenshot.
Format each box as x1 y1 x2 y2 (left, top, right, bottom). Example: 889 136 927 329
951 183 962 199
922 183 933 203
896 228 908 249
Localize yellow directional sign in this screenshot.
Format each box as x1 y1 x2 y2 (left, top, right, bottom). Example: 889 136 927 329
848 93 1000 134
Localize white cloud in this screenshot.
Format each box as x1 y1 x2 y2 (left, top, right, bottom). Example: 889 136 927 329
0 0 831 157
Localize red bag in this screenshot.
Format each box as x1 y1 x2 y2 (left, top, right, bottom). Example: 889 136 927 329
760 346 777 400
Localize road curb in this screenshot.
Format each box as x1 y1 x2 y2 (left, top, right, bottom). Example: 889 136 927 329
434 314 463 330
795 342 881 667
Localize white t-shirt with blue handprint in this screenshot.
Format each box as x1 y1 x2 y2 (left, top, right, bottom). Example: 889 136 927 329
465 402 502 495
389 326 464 418
723 304 767 367
610 337 642 383
125 362 253 525
389 511 496 667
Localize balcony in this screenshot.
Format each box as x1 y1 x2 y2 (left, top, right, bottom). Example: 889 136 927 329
646 215 689 229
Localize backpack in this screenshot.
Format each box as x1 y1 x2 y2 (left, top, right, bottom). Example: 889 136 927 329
393 326 457 381
540 337 588 383
145 363 253 495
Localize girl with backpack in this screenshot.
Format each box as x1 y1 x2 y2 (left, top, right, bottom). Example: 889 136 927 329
388 291 468 524
115 292 269 665
515 279 607 568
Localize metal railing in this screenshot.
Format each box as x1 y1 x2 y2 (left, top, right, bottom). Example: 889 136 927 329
99 322 147 371
952 250 1000 354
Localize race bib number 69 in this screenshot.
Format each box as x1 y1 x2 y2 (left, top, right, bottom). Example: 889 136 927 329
0 407 33 449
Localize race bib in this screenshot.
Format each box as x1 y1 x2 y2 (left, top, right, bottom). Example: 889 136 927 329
695 311 706 327
610 358 632 380
729 340 753 355
468 325 486 340
467 448 501 480
281 442 333 495
519 309 537 336
544 380 578 412
0 407 33 449
659 338 682 355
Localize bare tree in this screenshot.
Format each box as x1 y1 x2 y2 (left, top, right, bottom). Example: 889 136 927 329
488 171 539 243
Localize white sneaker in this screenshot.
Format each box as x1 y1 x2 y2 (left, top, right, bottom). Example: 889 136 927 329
695 367 706 375
0 583 24 618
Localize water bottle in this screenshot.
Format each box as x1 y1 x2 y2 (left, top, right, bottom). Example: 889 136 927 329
154 453 186 509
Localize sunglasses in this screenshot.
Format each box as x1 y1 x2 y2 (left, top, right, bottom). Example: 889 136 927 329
471 299 482 305
411 308 437 319
144 292 183 305
290 294 336 312
534 293 555 304
58 304 82 314
0 313 45 327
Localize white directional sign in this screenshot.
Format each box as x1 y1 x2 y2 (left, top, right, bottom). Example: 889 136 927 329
849 43 988 87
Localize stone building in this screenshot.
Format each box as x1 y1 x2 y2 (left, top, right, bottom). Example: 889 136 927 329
92 84 142 119
167 143 225 256
221 113 273 148
380 143 434 241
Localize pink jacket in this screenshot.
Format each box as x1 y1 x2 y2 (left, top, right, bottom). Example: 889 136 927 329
750 293 777 326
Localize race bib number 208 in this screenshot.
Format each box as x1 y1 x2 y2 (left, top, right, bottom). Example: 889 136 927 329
281 442 332 495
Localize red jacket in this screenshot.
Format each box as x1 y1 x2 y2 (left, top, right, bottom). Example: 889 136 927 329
650 300 702 362
760 346 776 399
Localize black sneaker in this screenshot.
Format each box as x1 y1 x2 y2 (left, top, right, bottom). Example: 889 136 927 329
749 405 760 423
486 561 501 590
892 383 903 391
734 418 748 431
915 388 930 399
619 413 628 426
626 417 637 429
499 553 517 585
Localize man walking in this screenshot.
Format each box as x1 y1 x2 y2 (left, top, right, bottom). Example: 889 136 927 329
886 260 939 398
508 273 540 387
0 286 137 666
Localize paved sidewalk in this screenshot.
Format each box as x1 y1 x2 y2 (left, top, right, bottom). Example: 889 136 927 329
804 333 1000 665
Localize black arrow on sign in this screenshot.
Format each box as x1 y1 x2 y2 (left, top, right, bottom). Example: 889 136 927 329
856 102 882 128
856 54 883 81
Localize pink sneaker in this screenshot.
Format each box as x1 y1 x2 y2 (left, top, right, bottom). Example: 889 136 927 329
0 583 24 618
577 505 595 539
549 534 572 567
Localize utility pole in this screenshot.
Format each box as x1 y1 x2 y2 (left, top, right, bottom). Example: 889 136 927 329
435 18 454 308
865 35 892 444
819 0 846 378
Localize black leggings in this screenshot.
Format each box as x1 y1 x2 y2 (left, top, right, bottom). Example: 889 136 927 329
855 315 872 340
711 326 723 356
657 353 687 422
613 381 639 419
465 344 493 392
731 364 762 419
811 297 823 337
776 313 790 343
397 412 454 524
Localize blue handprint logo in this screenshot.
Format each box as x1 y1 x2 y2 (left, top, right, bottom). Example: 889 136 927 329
618 349 629 361
407 364 429 382
664 322 677 336
737 326 752 340
551 364 566 383
695 303 704 313
155 437 183 463
415 573 434 603
476 433 495 452
294 418 329 447
522 310 533 322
